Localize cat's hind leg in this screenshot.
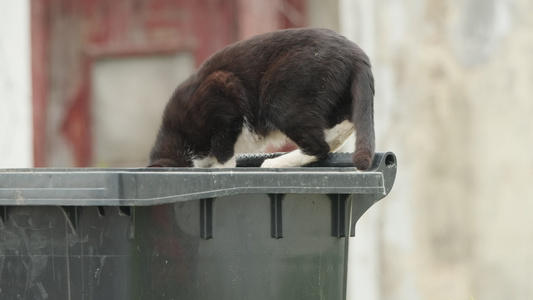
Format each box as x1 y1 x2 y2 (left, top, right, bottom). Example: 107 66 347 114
261 124 328 168
260 149 317 168
260 120 354 168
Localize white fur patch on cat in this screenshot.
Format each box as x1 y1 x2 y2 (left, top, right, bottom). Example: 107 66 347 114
233 126 288 154
324 120 354 152
261 149 318 168
193 156 218 168
260 120 354 168
194 121 355 168
193 124 289 168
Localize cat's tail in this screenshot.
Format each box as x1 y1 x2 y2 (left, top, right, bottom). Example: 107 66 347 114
351 59 375 170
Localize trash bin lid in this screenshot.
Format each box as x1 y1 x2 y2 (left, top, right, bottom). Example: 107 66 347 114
0 152 396 206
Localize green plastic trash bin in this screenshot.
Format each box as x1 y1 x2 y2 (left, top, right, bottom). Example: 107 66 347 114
0 152 396 300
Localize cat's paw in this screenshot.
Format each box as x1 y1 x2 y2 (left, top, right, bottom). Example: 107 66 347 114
212 157 237 168
260 151 317 168
261 157 288 168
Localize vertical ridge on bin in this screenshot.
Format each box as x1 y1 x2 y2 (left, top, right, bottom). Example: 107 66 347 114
200 198 214 239
330 194 351 237
269 194 284 238
97 206 106 216
60 206 81 233
118 206 136 239
0 206 7 228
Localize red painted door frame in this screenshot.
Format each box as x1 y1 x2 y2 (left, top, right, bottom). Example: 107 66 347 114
30 0 49 167
31 0 306 167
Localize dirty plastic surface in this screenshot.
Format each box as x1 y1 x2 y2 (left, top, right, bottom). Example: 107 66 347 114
0 152 396 300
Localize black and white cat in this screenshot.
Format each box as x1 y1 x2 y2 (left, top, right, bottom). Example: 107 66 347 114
149 28 375 170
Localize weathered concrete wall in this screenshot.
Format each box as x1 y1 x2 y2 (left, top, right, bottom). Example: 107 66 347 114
335 0 533 299
0 0 32 168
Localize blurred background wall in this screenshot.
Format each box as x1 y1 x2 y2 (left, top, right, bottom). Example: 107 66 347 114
0 0 33 167
1 0 532 299
341 0 533 299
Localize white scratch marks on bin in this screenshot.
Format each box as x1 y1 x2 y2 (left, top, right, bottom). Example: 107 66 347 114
36 282 48 299
95 256 107 286
65 220 72 300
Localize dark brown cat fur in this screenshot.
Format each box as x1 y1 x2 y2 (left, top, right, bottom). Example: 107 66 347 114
149 28 375 170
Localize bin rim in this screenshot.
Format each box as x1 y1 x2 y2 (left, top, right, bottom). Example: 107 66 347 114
0 152 396 206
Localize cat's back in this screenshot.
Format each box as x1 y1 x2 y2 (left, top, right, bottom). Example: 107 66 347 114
240 27 351 49
199 28 360 73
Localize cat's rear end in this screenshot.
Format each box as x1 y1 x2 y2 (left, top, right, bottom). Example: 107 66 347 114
149 28 375 170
